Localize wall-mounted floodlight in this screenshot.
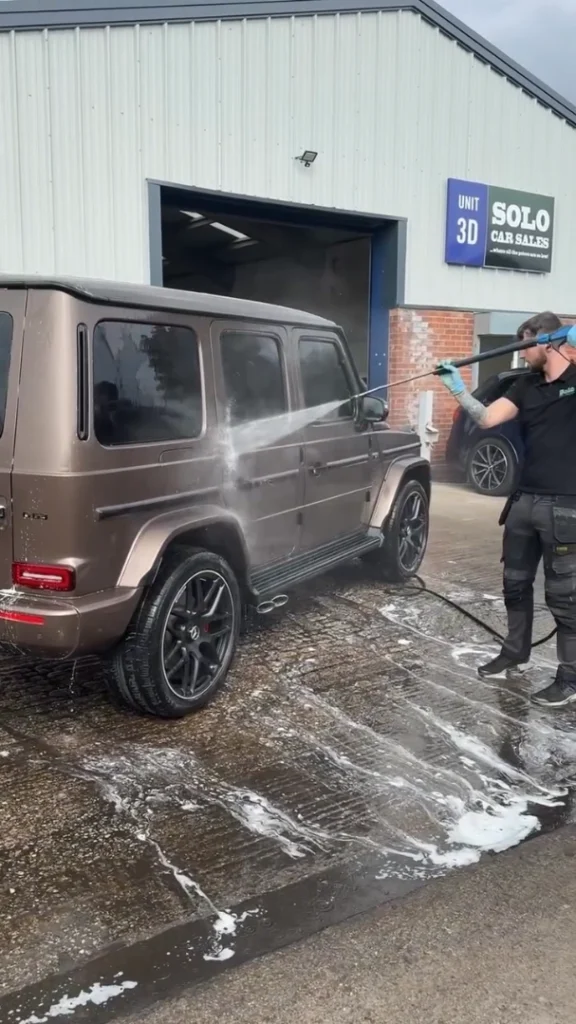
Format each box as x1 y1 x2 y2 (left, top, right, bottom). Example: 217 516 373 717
295 150 318 168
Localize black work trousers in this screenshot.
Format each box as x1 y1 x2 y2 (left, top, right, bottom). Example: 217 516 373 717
501 492 576 685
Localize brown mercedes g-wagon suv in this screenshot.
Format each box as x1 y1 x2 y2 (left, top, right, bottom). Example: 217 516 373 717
0 277 430 718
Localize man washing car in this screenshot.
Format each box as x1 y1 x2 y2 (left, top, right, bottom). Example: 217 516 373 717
439 312 576 707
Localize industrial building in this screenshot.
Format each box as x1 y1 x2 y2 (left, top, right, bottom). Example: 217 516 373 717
1 0 575 448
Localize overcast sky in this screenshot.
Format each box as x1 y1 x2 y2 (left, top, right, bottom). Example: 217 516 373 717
439 0 576 104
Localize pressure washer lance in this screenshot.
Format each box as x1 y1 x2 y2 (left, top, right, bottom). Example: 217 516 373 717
354 325 576 401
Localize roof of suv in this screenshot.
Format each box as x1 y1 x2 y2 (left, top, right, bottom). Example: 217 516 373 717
0 275 337 328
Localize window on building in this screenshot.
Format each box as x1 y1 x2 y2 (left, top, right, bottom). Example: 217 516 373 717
220 331 286 425
299 338 354 419
0 313 13 438
93 320 202 446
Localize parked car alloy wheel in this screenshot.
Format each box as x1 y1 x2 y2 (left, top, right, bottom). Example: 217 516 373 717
466 436 517 497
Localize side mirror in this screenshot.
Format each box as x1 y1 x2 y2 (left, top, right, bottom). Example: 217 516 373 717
356 395 388 423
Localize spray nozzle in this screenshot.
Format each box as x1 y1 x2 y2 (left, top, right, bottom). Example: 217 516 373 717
536 325 576 346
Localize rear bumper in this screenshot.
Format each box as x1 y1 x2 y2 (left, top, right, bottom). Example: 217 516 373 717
0 586 142 658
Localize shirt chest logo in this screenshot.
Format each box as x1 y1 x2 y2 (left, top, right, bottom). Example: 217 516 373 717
559 386 576 398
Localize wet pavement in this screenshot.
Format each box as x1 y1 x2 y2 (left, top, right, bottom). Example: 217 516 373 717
1 485 575 1023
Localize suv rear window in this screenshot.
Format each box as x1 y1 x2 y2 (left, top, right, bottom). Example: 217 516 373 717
220 331 286 425
93 321 202 446
0 313 13 438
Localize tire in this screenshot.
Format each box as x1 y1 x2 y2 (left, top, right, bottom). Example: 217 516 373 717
466 436 517 497
364 479 430 583
109 548 241 719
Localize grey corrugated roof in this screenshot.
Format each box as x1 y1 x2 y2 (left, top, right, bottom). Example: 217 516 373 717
0 274 337 326
1 0 575 129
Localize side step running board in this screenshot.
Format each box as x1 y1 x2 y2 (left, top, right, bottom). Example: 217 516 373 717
249 531 382 600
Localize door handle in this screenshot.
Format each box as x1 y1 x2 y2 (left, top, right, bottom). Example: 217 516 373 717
309 461 325 476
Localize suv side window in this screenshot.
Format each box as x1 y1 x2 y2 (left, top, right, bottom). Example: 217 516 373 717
0 313 13 438
93 320 202 446
299 337 354 419
220 331 286 425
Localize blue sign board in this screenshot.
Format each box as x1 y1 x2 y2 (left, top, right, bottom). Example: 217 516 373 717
445 178 488 268
445 178 554 274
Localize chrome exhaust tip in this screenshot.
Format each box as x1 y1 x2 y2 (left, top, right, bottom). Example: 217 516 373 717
256 594 289 614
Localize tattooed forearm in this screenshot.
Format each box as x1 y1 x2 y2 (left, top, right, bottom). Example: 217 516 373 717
455 390 488 426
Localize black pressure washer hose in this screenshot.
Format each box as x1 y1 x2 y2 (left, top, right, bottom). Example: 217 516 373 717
408 575 557 650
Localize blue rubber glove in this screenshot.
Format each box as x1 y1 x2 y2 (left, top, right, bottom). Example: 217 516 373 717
436 360 466 396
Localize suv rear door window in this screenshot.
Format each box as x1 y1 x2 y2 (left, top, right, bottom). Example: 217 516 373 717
0 313 13 438
299 338 354 418
220 332 286 425
93 321 202 446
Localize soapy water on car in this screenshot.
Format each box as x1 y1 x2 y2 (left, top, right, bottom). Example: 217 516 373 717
219 365 557 653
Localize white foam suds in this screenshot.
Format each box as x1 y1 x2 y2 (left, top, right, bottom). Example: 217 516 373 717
79 750 266 961
144 835 219 914
221 790 319 859
447 803 540 853
388 655 553 742
288 689 478 801
269 686 569 872
80 747 328 862
412 706 565 798
450 644 499 666
17 980 137 1023
379 592 557 671
204 947 235 962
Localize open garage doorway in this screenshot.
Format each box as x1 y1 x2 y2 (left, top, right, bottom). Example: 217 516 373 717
151 184 404 384
477 334 523 388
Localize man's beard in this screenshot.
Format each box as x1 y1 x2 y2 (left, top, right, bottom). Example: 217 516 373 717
528 348 547 371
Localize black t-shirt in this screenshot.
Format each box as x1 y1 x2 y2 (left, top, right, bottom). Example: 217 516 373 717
507 364 576 495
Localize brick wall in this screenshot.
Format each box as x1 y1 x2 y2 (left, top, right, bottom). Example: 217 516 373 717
388 308 475 460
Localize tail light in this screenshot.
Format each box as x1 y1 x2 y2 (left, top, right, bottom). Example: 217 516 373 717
0 608 45 625
12 563 76 592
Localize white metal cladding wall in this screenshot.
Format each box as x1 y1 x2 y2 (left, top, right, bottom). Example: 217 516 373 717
0 10 575 311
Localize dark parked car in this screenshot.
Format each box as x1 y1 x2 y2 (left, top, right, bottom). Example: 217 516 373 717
446 368 528 496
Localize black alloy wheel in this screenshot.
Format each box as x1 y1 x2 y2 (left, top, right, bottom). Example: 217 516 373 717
162 570 235 700
111 548 241 718
363 479 430 583
397 488 428 575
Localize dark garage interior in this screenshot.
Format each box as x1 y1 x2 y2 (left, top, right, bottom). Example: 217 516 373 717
159 187 374 376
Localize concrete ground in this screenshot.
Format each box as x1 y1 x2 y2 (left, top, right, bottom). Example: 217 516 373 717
1 484 573 1024
130 824 576 1024
124 488 574 1024
124 487 574 1024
